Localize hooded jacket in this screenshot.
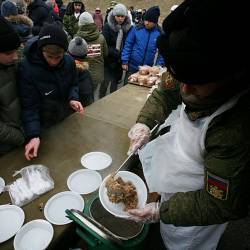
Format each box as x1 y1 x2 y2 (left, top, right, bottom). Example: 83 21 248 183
18 37 79 139
102 10 131 76
121 24 164 72
77 23 108 90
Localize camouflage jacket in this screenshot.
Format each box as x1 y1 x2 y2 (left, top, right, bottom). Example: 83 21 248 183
63 13 80 38
137 81 250 226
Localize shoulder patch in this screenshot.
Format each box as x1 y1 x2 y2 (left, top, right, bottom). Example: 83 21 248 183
206 171 229 200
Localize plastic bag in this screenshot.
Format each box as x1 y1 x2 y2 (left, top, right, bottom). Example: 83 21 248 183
5 165 54 207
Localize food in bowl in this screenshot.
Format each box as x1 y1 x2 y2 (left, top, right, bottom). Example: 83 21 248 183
105 174 138 211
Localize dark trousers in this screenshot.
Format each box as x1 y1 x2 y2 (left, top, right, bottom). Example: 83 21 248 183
100 67 121 98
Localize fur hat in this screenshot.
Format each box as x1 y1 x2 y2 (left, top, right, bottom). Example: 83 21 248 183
38 24 68 51
78 12 94 26
157 0 250 84
68 36 88 59
0 16 20 52
1 0 18 17
144 6 160 23
112 3 127 17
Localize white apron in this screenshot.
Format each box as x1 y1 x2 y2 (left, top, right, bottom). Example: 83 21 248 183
138 92 245 250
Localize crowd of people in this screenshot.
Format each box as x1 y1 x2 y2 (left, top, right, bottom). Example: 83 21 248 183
0 0 164 158
1 0 250 249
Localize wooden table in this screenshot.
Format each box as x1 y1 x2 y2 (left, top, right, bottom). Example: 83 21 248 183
0 84 149 250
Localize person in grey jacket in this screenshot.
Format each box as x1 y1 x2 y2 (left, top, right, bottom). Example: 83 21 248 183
0 17 25 156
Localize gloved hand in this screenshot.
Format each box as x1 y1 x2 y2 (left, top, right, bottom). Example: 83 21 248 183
127 123 150 155
127 202 160 223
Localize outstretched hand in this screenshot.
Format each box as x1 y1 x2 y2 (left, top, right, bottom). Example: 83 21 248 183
25 137 40 161
70 100 84 114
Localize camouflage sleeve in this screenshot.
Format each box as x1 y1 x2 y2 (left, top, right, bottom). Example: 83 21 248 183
137 76 181 129
159 112 250 226
63 15 73 38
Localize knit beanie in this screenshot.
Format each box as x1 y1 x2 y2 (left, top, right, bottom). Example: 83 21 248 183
0 16 20 52
37 24 68 51
157 0 250 85
68 36 88 59
112 3 127 17
144 6 160 23
1 0 18 17
78 12 94 26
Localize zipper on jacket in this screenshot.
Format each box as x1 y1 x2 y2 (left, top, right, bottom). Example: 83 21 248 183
142 30 151 65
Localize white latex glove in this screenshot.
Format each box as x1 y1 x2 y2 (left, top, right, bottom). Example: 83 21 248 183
127 202 160 223
127 123 150 155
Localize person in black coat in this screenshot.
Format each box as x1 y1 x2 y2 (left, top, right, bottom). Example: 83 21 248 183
24 0 61 35
100 3 131 98
18 24 83 160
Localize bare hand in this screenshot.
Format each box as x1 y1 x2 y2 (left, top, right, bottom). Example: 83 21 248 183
70 100 84 114
122 64 128 71
25 137 40 161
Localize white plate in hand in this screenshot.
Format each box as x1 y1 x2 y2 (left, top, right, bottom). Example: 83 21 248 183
80 152 112 170
14 219 53 250
0 205 25 243
99 171 147 218
44 191 84 225
67 169 102 194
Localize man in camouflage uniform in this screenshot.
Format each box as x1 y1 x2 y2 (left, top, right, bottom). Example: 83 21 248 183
63 0 85 38
125 0 250 249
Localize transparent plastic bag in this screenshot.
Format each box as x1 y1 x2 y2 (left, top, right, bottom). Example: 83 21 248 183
5 165 54 207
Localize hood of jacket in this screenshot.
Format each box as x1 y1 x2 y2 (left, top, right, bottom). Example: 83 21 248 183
107 11 131 33
7 15 33 27
77 23 99 42
28 0 48 11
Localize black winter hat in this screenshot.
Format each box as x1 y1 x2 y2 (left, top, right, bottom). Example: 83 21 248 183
157 0 250 84
38 24 68 51
144 6 160 23
0 16 20 53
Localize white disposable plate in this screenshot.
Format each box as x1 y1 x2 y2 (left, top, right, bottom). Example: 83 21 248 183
99 171 147 218
44 191 84 225
67 169 102 194
0 205 25 243
14 219 53 250
0 177 5 194
80 152 112 170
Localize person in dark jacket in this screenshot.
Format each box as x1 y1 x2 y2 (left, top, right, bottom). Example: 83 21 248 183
100 3 131 98
0 16 25 156
18 24 83 160
68 36 94 106
1 0 33 43
24 0 50 35
121 6 164 82
125 1 250 249
63 0 84 39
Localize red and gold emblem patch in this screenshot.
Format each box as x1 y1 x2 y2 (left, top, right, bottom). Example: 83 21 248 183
206 171 229 200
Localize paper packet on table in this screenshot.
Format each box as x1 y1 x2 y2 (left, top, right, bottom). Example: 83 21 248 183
5 165 54 207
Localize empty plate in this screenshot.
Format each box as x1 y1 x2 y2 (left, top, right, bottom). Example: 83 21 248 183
0 205 25 243
44 191 84 225
14 219 53 250
80 152 112 170
67 169 102 194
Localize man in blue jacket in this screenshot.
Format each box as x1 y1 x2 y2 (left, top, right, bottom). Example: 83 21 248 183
19 24 83 160
121 6 164 82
